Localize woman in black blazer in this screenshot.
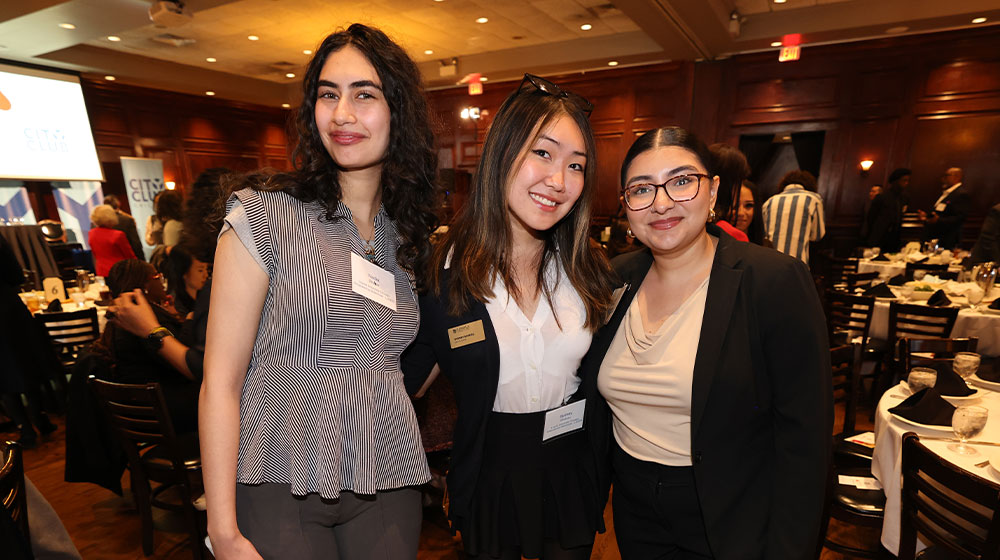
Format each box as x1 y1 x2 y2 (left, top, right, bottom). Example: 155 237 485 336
403 75 614 559
577 127 832 559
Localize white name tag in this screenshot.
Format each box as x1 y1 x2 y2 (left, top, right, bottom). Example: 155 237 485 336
351 252 396 311
838 474 882 491
542 399 586 442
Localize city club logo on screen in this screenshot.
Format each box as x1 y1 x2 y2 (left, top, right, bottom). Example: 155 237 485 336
0 88 71 151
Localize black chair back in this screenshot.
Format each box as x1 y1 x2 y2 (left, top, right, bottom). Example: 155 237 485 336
887 302 959 341
826 291 876 348
899 337 979 375
831 344 861 437
900 432 1000 560
0 441 30 551
905 262 952 281
36 307 100 372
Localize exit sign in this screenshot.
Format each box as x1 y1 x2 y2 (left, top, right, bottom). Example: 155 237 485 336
779 45 801 62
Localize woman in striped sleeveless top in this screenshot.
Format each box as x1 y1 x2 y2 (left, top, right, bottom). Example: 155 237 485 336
200 24 439 559
403 75 615 559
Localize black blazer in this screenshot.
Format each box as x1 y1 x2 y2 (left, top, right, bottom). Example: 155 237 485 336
925 185 971 249
402 267 605 530
972 203 1000 265
578 224 833 560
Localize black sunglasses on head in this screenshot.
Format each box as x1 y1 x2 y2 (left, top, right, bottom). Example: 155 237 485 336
518 74 594 117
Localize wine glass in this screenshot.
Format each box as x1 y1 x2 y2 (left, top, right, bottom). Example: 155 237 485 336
967 286 984 311
976 262 997 297
871 247 881 258
907 367 937 392
953 352 981 383
949 406 988 455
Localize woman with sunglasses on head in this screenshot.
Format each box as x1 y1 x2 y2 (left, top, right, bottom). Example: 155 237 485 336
577 127 831 559
200 24 438 559
403 75 615 560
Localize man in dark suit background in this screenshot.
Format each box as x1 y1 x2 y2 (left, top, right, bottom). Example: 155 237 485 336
971 203 1000 265
921 166 971 249
103 195 145 261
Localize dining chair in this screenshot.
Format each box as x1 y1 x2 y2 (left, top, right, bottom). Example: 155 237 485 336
820 343 889 559
35 307 100 374
904 262 953 281
824 255 861 290
88 378 205 560
826 291 876 349
0 441 31 558
845 271 881 291
899 337 979 378
899 432 1000 560
871 303 961 403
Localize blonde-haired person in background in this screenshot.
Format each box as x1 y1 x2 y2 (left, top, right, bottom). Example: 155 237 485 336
88 204 137 277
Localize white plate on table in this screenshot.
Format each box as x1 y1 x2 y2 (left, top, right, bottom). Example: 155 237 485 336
941 389 981 404
990 454 1000 477
972 374 1000 392
889 412 954 433
981 307 1000 316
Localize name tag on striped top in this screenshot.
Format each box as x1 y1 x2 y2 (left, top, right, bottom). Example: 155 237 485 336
351 252 396 311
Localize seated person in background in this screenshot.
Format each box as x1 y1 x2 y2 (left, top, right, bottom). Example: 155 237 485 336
166 244 209 318
88 205 137 277
98 259 199 434
971 202 1000 265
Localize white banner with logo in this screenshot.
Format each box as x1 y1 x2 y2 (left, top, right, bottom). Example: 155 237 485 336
0 181 36 224
52 181 104 248
120 157 165 259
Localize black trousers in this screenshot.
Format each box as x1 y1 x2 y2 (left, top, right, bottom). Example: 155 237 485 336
611 444 714 560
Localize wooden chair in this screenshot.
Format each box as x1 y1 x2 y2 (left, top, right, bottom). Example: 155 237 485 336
0 441 31 558
826 291 876 349
89 379 205 560
825 256 861 290
846 271 881 291
872 303 961 402
899 432 1000 559
905 262 954 281
821 344 888 559
35 307 100 375
899 337 979 379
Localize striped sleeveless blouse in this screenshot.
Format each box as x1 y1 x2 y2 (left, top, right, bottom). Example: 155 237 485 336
223 187 430 499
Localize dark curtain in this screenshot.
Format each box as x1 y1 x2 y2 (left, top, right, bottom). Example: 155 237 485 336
738 134 775 182
790 131 825 178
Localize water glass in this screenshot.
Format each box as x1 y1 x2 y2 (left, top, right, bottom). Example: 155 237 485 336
967 286 984 310
871 247 881 258
976 262 997 296
953 352 981 381
949 406 988 456
907 367 937 392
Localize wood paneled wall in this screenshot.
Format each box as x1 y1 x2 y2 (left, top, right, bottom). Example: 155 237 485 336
426 27 1000 248
80 80 291 214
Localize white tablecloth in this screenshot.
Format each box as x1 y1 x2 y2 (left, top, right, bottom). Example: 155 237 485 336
872 381 1000 554
868 297 1000 357
858 259 963 278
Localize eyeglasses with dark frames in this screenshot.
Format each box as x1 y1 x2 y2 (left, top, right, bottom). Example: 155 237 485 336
621 173 710 211
518 74 594 117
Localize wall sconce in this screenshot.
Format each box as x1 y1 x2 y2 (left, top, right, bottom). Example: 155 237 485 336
859 160 874 174
460 107 481 120
165 181 177 190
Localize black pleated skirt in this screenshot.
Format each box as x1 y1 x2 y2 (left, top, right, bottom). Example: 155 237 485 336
459 409 601 558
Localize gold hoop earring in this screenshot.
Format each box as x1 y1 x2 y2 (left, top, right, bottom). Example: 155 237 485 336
709 208 716 222
627 228 634 239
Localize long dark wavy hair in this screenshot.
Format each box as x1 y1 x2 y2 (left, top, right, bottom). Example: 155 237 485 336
237 23 439 276
181 167 231 264
430 80 614 331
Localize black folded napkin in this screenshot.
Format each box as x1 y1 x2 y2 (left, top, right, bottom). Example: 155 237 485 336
926 289 951 306
888 274 906 286
932 361 975 397
888 387 956 426
863 283 895 298
977 361 1000 383
872 253 890 261
990 298 1000 310
43 298 62 313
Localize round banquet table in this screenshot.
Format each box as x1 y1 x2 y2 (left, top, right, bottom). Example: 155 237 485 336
867 289 1000 357
857 258 963 278
872 379 1000 554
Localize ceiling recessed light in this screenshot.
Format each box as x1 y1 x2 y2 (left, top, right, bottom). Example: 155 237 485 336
770 41 782 47
206 57 217 63
107 35 121 42
205 91 215 96
281 103 291 108
104 75 116 81
886 26 908 34
247 35 259 41
303 49 312 55
480 77 488 82
424 49 434 55
476 17 489 24
580 24 592 31
608 60 619 66
972 17 987 24
285 73 296 78
773 0 786 3
58 23 76 30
